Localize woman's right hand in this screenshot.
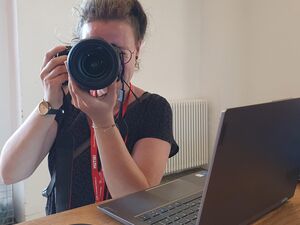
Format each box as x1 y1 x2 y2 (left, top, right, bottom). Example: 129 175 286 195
40 46 69 108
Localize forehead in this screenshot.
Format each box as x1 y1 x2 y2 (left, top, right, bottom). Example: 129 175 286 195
81 20 136 48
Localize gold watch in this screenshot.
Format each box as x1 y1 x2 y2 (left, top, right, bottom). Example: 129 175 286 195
38 100 64 116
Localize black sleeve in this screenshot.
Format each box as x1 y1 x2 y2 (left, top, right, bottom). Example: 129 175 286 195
138 94 179 158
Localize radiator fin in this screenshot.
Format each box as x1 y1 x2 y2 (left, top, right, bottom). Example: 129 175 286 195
165 99 209 175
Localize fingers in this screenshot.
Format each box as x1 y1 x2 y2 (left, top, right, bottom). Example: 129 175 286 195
40 45 68 83
69 77 87 98
52 73 68 86
106 81 118 102
40 55 68 80
68 76 89 110
68 77 79 107
96 88 108 97
41 45 68 69
40 46 70 108
43 65 68 81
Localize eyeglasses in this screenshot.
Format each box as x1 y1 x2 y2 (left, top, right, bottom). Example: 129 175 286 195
120 48 135 64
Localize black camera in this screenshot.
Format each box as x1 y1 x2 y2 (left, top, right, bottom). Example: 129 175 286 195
58 38 124 90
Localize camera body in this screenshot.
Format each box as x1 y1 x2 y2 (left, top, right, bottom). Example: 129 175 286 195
58 38 124 90
56 46 72 57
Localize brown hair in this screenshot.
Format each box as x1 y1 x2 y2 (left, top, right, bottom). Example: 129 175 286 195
74 0 147 44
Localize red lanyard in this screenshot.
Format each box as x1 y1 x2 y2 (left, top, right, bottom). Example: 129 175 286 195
90 83 131 202
90 128 106 202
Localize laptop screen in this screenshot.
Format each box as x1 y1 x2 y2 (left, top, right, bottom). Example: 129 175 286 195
198 98 300 225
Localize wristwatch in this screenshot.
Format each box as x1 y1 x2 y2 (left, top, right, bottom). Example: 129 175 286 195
38 100 64 116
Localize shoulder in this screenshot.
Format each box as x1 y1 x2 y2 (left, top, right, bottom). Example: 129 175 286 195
131 92 179 157
139 92 172 113
135 92 173 128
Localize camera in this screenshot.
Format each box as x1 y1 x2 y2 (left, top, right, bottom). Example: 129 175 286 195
58 38 124 90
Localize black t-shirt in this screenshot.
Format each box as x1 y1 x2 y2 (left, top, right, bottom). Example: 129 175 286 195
45 92 179 215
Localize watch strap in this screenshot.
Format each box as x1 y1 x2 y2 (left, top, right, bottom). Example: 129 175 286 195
48 108 64 115
39 99 65 116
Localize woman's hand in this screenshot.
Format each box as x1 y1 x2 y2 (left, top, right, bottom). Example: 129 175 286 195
40 46 68 108
68 74 118 127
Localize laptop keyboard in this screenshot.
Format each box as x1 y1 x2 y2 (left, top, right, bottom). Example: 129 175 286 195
136 192 202 225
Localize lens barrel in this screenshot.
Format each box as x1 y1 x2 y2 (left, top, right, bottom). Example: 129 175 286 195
66 38 123 90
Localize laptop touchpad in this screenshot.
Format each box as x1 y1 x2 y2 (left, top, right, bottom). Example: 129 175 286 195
146 179 201 202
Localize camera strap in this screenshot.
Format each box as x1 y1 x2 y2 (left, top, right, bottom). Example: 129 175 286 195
89 83 131 202
55 132 75 212
43 90 76 214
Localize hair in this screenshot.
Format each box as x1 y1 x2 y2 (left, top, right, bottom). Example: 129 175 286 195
74 0 148 44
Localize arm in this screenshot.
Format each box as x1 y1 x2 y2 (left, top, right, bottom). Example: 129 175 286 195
94 126 171 198
0 46 68 184
0 110 57 184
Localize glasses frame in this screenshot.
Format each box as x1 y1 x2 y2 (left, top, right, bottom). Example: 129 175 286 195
119 48 135 64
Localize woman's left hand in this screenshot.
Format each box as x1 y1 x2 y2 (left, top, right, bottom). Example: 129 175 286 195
68 74 117 127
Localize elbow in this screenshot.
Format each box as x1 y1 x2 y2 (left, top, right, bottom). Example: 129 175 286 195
0 164 27 185
0 158 16 185
0 164 13 185
0 178 14 186
0 167 23 185
0 147 21 185
0 173 4 184
0 149 12 185
138 179 157 191
0 170 14 185
146 178 161 189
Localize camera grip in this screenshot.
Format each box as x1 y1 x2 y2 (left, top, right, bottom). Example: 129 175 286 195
56 46 72 57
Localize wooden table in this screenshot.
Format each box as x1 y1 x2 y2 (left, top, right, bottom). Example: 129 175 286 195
18 185 300 225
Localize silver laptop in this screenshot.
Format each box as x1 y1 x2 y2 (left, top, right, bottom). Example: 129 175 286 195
98 98 300 225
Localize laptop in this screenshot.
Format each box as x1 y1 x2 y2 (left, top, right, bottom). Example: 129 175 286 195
98 98 300 225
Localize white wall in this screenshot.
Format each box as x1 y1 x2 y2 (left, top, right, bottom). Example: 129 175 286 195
10 0 300 222
134 0 202 100
244 0 300 102
0 0 21 154
0 0 23 222
199 0 300 156
0 1 12 145
198 0 249 155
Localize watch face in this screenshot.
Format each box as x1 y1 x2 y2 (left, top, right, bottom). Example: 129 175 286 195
39 101 49 115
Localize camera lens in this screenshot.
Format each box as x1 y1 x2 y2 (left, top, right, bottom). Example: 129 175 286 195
80 49 111 78
67 38 123 90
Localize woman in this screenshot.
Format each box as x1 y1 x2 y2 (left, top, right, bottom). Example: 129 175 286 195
0 0 178 214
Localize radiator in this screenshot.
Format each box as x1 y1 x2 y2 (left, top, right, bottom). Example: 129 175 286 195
165 99 209 175
0 184 14 225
